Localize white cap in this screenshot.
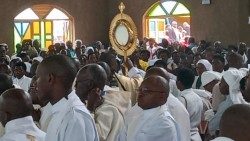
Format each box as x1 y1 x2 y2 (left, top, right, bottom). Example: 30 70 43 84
201 71 222 87
33 56 43 63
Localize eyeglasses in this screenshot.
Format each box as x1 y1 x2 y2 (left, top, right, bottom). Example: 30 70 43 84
135 88 167 95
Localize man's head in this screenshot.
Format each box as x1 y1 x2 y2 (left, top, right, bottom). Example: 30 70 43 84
243 72 250 102
226 52 243 69
0 45 6 58
157 49 170 61
220 104 250 141
137 75 169 110
201 71 221 93
13 62 26 79
0 73 13 94
212 54 225 73
75 39 82 48
36 55 77 104
99 52 118 73
32 39 41 51
145 67 170 81
238 42 247 55
176 67 195 91
172 51 180 65
0 88 33 126
205 47 215 63
196 59 212 76
171 21 177 28
140 50 150 62
75 64 107 102
154 60 168 70
66 41 73 49
97 62 112 83
28 76 42 106
87 52 97 64
0 64 11 75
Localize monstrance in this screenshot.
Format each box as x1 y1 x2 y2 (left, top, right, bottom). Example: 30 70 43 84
109 2 138 61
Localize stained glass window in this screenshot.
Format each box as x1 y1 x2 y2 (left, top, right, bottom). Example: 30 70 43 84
149 5 166 17
161 1 177 14
148 1 190 17
14 8 39 20
172 3 190 15
14 5 72 51
46 8 69 20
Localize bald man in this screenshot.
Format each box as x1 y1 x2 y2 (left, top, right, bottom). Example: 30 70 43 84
119 76 179 141
76 63 131 141
212 104 250 141
144 67 190 141
0 88 45 141
36 55 98 141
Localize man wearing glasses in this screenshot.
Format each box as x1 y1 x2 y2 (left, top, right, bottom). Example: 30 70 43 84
119 75 179 141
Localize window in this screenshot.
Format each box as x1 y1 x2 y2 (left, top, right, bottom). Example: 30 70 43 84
14 5 73 50
144 1 190 43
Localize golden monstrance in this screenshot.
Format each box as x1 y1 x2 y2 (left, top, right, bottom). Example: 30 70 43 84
109 2 138 61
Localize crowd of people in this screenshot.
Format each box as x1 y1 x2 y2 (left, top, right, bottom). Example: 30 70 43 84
0 36 250 141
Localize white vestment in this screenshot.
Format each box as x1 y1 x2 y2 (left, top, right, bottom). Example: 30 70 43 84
169 79 181 97
45 91 99 141
0 116 45 141
116 67 143 105
212 83 226 111
167 94 191 141
179 89 203 141
119 104 179 141
13 75 31 92
95 86 131 141
39 102 52 132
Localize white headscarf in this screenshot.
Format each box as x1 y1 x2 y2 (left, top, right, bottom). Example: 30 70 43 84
201 71 222 87
222 69 247 104
33 56 43 63
197 59 213 71
84 46 94 56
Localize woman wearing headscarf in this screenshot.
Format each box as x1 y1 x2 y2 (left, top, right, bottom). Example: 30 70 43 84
193 59 213 89
207 68 247 136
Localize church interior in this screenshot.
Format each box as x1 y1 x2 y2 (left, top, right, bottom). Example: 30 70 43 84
0 0 250 141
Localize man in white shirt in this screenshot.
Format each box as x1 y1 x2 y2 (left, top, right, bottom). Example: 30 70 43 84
212 104 250 141
144 67 191 141
176 67 203 141
120 76 179 141
0 88 45 141
75 63 131 141
12 62 31 92
36 55 99 141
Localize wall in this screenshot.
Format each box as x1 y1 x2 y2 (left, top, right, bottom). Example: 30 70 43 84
0 0 109 53
239 0 250 46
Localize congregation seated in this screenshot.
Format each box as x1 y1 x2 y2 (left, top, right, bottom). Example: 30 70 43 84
1 37 250 141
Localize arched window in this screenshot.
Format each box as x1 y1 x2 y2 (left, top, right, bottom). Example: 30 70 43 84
144 1 190 43
14 5 74 50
